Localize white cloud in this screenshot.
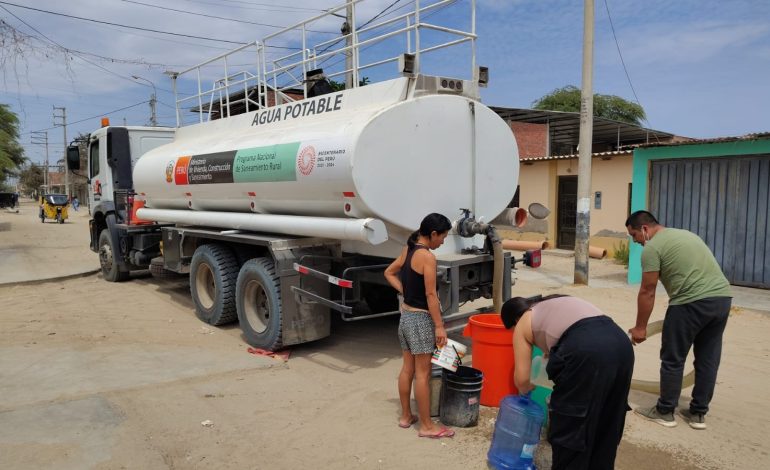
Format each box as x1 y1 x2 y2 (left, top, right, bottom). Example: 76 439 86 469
615 21 770 66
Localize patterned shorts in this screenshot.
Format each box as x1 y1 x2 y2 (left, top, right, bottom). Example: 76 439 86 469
398 309 436 354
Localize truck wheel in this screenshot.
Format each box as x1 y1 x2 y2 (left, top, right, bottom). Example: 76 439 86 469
236 258 282 350
98 230 130 282
190 244 238 326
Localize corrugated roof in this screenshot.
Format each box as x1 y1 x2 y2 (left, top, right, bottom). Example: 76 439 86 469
491 107 676 148
632 132 770 148
520 149 632 162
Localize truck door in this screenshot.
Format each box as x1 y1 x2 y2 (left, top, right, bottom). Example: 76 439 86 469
87 134 109 210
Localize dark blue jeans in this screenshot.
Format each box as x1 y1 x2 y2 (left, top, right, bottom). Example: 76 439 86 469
657 296 731 415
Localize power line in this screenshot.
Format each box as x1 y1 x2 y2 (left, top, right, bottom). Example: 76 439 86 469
0 1 248 46
1 15 173 71
360 0 406 29
0 6 167 89
120 0 336 34
25 101 151 134
602 0 647 124
179 0 325 13
315 0 411 67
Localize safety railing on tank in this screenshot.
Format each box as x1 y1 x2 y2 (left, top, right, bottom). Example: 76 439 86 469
169 0 478 126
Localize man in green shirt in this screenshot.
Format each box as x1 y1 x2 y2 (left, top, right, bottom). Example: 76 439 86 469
626 210 731 430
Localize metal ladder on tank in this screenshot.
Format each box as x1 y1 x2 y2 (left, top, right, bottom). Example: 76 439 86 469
167 0 480 126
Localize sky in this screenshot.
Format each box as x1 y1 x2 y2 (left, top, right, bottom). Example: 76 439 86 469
1 0 769 168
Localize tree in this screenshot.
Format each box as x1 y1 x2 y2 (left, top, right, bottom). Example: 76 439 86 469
532 85 646 126
18 164 44 196
0 104 26 186
328 76 370 92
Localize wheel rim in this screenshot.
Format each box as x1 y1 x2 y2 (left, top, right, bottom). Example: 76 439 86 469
243 279 269 334
99 244 113 273
195 263 216 310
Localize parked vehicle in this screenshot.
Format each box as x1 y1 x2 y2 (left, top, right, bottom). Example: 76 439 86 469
0 192 18 209
67 1 540 350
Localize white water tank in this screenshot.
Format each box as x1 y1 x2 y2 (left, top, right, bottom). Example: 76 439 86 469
133 78 519 231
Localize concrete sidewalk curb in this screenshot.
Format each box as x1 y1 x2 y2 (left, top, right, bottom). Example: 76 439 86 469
0 269 100 288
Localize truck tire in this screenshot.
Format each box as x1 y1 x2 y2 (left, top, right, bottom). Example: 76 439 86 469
236 258 282 350
98 229 130 282
190 244 239 326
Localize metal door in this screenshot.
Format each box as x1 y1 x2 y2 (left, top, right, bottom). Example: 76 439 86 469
557 176 578 250
649 155 770 288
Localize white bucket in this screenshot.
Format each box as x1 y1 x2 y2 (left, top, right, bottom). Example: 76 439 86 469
431 338 468 372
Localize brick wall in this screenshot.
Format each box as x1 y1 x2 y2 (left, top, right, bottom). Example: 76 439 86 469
509 121 547 159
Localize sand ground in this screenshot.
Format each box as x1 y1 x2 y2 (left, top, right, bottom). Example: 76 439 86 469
1 200 768 469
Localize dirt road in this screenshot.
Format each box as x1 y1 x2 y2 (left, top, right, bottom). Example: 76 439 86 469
1 201 768 469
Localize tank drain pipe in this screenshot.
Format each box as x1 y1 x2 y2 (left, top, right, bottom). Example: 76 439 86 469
456 211 504 314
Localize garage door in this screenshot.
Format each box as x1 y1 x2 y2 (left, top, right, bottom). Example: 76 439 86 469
649 155 770 289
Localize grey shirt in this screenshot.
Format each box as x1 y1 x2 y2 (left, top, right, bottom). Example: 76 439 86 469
531 296 604 353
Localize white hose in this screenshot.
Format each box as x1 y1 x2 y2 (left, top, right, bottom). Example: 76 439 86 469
630 320 696 393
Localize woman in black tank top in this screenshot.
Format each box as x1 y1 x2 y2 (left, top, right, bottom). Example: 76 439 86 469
385 213 454 438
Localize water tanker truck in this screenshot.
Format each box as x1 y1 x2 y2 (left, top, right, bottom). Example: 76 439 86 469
67 1 540 350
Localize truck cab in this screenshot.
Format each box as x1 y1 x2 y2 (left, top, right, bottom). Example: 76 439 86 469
67 124 174 273
82 124 175 213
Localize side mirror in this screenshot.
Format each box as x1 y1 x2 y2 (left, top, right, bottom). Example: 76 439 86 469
66 145 81 171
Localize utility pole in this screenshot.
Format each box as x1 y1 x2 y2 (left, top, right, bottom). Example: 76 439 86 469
343 0 353 89
132 75 158 126
574 0 594 285
31 131 49 191
53 106 69 197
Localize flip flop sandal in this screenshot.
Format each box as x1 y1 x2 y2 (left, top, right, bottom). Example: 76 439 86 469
398 416 418 428
418 427 455 439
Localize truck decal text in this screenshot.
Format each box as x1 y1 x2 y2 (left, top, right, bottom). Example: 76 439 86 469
251 94 343 127
168 141 345 185
233 143 298 182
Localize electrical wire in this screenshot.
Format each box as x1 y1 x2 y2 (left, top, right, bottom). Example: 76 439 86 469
24 101 151 134
179 0 325 13
314 0 412 69
120 0 336 34
602 0 648 124
360 0 406 29
313 0 452 81
0 1 303 47
0 6 152 88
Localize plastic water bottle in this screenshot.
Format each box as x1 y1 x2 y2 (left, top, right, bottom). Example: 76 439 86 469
487 395 545 470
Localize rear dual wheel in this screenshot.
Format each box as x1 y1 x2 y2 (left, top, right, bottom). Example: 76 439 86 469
189 247 283 350
190 244 239 326
236 258 283 351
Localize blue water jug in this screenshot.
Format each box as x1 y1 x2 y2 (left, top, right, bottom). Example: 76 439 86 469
487 394 545 470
